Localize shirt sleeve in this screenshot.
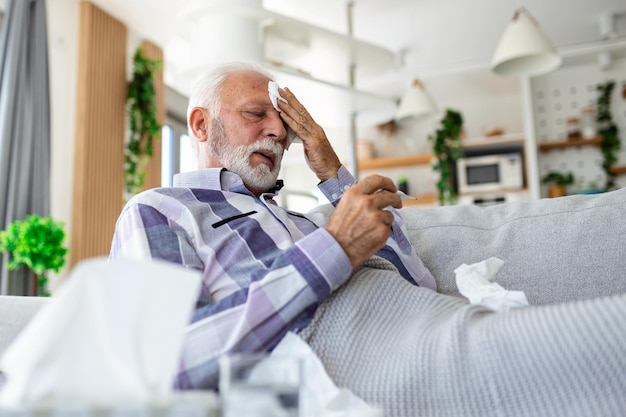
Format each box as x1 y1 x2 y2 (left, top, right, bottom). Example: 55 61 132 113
317 165 437 290
109 192 354 390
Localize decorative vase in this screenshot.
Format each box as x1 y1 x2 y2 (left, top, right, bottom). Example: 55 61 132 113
548 185 567 198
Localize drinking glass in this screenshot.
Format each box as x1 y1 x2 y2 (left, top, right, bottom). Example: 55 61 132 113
219 353 302 417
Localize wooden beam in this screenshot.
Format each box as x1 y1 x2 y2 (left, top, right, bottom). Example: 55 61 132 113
70 2 127 267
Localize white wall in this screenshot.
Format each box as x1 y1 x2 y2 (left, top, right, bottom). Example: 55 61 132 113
47 0 80 285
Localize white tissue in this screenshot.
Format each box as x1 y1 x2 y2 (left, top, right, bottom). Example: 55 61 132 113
454 257 529 313
0 258 201 408
271 332 382 417
267 81 298 148
268 80 287 112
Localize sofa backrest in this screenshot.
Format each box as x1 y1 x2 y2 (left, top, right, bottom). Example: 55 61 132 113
400 188 626 305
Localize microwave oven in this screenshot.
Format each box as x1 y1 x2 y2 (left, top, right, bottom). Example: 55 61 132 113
456 153 524 194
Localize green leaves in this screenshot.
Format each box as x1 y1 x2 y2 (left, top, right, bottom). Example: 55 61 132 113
429 109 464 205
0 215 68 295
596 81 621 191
541 171 574 186
125 47 162 197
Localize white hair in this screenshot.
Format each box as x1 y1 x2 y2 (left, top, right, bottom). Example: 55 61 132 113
186 61 274 130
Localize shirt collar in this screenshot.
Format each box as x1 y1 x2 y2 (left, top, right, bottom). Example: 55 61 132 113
173 168 227 189
173 168 284 195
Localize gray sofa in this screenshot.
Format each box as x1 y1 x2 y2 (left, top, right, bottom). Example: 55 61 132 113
1 187 626 413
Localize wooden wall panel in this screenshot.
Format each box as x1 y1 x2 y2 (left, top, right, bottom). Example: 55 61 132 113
139 40 165 191
70 2 127 267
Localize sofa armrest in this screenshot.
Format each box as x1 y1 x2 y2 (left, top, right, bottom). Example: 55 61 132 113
0 296 48 356
400 188 626 305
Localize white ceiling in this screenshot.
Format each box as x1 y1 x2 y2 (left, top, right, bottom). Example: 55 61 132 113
91 0 626 126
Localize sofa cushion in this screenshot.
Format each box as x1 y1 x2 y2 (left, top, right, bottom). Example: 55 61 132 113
400 188 626 305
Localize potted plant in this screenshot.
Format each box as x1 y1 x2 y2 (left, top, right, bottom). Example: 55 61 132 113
541 171 574 198
428 109 464 205
0 215 68 296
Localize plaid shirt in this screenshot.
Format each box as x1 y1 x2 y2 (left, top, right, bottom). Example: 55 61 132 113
109 166 435 389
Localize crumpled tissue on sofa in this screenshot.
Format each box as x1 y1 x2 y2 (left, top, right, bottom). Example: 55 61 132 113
454 257 529 312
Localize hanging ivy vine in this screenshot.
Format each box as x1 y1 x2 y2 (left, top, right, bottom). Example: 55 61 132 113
428 109 464 205
596 80 621 191
125 47 162 197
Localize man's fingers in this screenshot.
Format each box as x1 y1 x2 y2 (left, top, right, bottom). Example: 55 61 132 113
376 191 403 210
344 176 402 210
277 89 314 136
345 175 402 209
278 88 308 118
381 209 395 227
353 175 398 196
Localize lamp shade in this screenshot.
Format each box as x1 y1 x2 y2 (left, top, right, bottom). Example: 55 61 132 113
491 7 561 77
395 79 437 121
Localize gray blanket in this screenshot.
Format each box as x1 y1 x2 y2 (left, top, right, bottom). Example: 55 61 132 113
299 258 626 417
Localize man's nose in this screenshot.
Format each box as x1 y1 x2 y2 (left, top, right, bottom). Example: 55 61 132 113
265 111 288 142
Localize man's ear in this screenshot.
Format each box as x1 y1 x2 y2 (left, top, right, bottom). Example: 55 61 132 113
189 107 210 142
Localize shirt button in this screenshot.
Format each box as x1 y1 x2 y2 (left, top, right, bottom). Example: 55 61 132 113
343 184 351 191
331 193 338 200
230 177 237 184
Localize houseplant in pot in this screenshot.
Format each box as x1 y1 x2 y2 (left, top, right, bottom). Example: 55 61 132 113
0 214 68 296
541 171 574 198
428 109 464 205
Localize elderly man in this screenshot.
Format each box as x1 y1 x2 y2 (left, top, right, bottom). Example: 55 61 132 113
110 62 435 389
111 62 626 417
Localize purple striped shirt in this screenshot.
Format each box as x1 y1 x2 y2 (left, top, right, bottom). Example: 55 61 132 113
109 166 435 389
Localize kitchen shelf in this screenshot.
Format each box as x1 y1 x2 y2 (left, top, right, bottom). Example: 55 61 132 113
610 165 626 176
461 134 525 149
458 187 530 196
358 153 433 171
538 136 603 152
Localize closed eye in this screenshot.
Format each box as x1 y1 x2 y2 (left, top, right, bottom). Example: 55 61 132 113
241 111 266 121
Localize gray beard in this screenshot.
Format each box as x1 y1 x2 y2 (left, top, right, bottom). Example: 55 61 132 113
209 118 284 193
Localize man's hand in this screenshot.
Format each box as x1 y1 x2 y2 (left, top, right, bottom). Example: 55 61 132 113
277 87 341 182
325 175 402 269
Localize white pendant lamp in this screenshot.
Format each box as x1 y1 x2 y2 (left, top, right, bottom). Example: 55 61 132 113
395 79 437 121
491 6 561 77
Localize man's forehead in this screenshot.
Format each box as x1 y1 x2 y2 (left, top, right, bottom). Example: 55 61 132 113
221 71 272 106
224 71 271 92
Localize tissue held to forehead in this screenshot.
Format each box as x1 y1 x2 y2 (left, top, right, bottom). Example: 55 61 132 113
268 81 298 148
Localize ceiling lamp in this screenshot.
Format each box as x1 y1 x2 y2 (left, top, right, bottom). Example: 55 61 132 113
395 79 437 121
491 6 561 77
